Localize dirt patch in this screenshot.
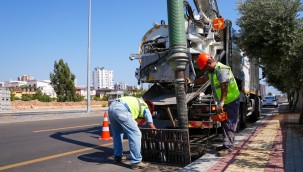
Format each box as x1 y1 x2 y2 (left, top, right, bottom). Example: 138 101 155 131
11 100 108 110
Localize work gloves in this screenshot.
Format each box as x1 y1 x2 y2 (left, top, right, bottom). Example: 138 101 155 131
217 101 224 112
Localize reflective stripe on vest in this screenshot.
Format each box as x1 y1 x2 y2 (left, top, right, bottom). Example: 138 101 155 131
208 62 240 104
118 96 148 119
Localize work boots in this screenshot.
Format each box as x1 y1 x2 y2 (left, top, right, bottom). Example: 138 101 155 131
113 156 127 163
131 162 149 169
217 149 233 157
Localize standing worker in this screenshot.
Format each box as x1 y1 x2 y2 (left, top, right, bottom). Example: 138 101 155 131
196 53 240 156
108 96 156 169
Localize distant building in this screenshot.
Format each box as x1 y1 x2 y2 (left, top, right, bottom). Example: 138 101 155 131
3 80 27 87
93 67 114 90
114 82 127 90
18 75 35 81
107 90 124 105
2 79 56 98
76 86 95 100
96 88 114 99
27 80 56 98
127 85 138 90
0 88 11 111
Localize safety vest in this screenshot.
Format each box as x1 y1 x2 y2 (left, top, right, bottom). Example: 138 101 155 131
208 62 240 104
118 96 148 119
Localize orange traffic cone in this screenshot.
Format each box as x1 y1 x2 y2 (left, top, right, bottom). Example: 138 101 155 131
99 111 113 140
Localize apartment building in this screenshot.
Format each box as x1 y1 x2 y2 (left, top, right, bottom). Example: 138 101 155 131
27 80 56 98
2 79 56 98
93 67 114 90
75 86 95 100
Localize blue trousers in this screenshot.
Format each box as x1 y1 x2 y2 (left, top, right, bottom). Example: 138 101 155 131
222 98 240 150
108 101 142 164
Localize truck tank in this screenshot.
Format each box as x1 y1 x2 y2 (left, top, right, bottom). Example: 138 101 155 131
130 0 261 129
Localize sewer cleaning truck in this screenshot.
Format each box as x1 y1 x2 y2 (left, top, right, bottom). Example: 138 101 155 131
129 0 261 130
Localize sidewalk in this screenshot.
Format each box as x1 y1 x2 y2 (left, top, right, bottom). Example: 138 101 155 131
181 104 303 172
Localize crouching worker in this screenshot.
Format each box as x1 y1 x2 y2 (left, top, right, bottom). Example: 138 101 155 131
108 96 156 169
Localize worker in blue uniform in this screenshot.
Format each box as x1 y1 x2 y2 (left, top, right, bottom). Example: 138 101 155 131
108 96 156 169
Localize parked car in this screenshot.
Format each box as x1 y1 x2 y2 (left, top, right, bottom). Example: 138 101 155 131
262 96 278 107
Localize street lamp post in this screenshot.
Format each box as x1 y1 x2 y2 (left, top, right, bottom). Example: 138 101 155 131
87 0 91 115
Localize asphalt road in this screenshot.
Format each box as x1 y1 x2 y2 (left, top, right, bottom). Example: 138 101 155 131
0 106 278 172
0 115 146 172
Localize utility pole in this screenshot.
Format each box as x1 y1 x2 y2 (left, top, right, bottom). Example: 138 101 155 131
87 0 91 115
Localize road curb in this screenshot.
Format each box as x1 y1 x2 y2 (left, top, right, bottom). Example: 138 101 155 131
0 109 107 124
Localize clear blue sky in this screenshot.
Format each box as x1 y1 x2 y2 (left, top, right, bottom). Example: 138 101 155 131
0 0 239 85
1 0 279 94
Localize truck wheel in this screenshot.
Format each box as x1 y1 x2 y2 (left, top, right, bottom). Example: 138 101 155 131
236 103 246 132
236 113 241 133
251 97 261 122
239 103 247 129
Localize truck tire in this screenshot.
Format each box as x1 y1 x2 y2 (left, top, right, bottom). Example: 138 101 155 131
239 102 247 129
251 97 261 122
236 113 241 133
236 102 246 132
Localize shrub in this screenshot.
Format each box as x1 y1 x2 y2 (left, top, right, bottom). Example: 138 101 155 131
21 94 32 101
93 96 102 101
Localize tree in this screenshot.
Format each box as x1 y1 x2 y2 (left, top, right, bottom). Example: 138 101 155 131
236 0 303 122
50 59 77 102
236 0 303 119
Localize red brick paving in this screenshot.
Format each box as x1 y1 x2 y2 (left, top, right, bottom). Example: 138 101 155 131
208 115 284 172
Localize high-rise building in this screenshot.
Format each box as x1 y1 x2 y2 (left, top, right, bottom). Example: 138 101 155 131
93 67 114 90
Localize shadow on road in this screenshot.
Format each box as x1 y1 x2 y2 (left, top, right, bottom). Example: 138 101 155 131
78 151 131 169
49 125 124 165
50 126 102 147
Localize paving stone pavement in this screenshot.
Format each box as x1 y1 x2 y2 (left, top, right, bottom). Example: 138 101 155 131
284 113 303 172
180 104 303 172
